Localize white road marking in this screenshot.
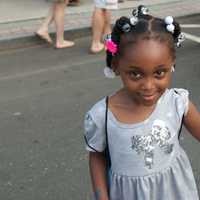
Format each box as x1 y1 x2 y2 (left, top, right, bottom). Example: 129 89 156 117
181 24 200 28
182 32 200 43
13 112 22 116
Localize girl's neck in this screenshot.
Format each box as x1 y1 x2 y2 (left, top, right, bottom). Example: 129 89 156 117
109 88 157 124
113 88 156 108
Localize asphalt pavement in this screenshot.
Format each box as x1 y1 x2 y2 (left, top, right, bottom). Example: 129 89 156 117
1 0 200 51
0 14 199 200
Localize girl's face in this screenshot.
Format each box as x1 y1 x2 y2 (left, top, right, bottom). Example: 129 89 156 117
114 39 174 106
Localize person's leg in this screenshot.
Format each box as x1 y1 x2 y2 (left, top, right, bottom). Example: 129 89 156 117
36 4 54 44
103 9 112 36
54 0 74 48
90 7 105 53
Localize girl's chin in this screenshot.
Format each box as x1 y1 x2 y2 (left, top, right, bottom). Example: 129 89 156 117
128 92 162 106
141 95 159 106
142 100 157 106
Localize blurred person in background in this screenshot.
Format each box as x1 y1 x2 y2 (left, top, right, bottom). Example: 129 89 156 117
90 0 118 53
36 0 74 49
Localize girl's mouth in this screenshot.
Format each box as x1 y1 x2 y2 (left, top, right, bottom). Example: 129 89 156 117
141 94 157 101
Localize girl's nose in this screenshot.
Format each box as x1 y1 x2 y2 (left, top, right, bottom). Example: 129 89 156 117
141 78 155 91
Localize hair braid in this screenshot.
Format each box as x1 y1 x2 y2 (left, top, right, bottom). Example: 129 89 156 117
106 16 130 69
172 20 181 43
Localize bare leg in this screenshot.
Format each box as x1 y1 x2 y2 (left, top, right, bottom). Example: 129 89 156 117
90 7 105 53
103 10 112 36
54 1 74 48
36 5 54 44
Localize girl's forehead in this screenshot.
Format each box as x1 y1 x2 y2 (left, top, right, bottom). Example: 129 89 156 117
120 39 174 68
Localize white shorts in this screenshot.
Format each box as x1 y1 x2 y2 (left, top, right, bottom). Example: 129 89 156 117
94 0 118 10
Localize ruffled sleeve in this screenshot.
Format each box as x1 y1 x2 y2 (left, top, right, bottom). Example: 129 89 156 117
84 100 106 152
173 88 189 119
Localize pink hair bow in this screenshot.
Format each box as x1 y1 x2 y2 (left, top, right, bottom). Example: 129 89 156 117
105 39 118 55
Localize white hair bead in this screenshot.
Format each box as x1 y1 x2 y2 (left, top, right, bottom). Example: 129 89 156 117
130 16 138 26
104 67 116 79
165 16 173 25
176 33 185 47
141 6 149 15
166 24 175 33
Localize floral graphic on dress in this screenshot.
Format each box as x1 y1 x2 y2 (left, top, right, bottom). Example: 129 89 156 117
131 120 174 169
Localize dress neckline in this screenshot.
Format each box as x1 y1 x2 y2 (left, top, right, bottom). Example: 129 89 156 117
107 89 168 129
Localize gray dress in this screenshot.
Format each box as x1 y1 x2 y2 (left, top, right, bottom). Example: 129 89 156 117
84 88 199 200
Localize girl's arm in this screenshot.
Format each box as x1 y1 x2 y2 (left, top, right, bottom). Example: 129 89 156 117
89 152 109 200
184 101 200 141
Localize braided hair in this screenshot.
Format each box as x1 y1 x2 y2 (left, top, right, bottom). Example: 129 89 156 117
106 5 182 70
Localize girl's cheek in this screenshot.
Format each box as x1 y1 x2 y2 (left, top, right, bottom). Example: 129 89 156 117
157 78 171 90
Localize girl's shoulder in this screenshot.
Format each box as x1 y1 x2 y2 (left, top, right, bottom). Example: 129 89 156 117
86 97 107 126
168 87 188 95
84 97 107 152
166 88 189 102
88 97 107 115
164 88 189 117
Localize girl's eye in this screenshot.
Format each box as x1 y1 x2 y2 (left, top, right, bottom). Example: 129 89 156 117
154 70 166 78
129 71 143 80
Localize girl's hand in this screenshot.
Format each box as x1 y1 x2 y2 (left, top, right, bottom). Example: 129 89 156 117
93 189 109 200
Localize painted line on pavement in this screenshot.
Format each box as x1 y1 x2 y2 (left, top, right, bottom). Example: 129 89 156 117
183 32 200 43
181 24 200 28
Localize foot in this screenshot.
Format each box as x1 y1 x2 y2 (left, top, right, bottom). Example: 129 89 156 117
35 30 53 44
55 40 75 49
90 43 104 54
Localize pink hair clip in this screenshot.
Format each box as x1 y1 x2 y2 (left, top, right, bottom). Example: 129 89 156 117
105 39 118 55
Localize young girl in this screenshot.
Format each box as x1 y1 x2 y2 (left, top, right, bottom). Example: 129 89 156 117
84 5 200 200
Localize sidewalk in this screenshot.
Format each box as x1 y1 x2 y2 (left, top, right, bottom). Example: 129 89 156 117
0 0 200 50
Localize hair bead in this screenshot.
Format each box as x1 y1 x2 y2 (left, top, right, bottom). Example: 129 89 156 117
104 67 116 79
176 33 185 47
122 23 131 33
139 5 149 15
130 16 138 26
165 16 173 25
166 24 175 33
165 16 175 33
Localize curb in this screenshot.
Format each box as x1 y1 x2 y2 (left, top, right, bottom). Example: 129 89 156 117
0 27 91 52
0 1 200 51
